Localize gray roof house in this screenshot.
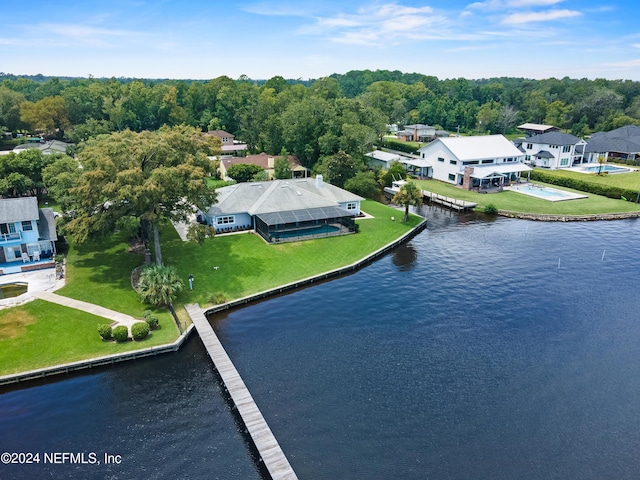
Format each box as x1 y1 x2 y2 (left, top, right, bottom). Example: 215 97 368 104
201 176 363 243
13 140 73 155
584 125 640 163
515 131 587 169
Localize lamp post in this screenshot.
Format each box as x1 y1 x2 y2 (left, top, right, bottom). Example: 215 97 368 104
188 274 194 291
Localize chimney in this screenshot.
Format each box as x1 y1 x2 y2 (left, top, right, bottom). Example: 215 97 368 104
316 174 323 187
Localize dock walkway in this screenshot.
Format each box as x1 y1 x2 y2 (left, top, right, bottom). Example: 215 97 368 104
185 304 298 480
420 189 478 211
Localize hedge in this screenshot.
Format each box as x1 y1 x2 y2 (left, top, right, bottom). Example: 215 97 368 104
131 322 150 341
381 139 418 154
530 170 639 201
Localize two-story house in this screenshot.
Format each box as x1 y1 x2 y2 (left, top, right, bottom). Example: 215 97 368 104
205 130 248 155
514 131 586 169
397 124 436 143
417 135 530 190
0 197 57 265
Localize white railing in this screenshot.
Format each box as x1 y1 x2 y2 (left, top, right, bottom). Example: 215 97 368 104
0 231 21 243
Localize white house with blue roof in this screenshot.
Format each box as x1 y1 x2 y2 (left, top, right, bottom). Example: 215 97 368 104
0 197 57 266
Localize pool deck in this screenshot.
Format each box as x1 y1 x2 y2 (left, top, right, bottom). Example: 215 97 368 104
504 184 588 202
566 163 638 174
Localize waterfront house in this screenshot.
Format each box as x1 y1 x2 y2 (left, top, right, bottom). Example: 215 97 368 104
201 176 362 243
397 124 436 143
583 125 640 163
0 197 57 265
219 152 308 181
417 135 530 190
12 140 72 155
514 131 586 169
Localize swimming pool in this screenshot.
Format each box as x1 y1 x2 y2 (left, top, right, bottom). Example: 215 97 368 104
272 224 341 241
0 282 28 299
506 184 588 202
580 164 631 174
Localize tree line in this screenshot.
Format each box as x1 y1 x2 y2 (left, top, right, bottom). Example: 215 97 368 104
2 70 640 171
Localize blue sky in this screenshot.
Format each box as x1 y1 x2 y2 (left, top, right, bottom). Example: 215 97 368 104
2 0 640 81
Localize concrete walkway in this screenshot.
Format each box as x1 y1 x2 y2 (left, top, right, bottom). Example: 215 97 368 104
32 291 141 330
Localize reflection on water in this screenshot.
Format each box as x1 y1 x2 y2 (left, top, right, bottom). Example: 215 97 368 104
1 214 640 480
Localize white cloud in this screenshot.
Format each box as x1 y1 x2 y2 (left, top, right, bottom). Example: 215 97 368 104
296 2 450 46
502 9 582 25
467 0 564 11
607 59 640 67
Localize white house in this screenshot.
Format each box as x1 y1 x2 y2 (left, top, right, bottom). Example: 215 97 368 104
201 176 363 243
417 135 530 190
514 131 586 169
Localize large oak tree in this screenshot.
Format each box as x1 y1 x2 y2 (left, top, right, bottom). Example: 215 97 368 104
64 125 219 264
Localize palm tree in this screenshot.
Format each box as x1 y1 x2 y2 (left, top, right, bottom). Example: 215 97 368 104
597 154 606 175
392 181 423 222
137 264 184 306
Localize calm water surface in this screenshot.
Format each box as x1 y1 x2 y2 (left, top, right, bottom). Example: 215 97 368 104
2 209 640 479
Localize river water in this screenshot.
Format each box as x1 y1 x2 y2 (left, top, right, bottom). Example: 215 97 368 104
2 209 640 479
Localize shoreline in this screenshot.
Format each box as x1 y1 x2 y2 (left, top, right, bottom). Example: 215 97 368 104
497 210 640 221
0 217 428 386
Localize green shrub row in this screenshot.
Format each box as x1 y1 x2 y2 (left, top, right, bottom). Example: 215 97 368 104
131 322 150 341
98 322 151 342
530 170 640 201
381 139 418 154
112 325 129 342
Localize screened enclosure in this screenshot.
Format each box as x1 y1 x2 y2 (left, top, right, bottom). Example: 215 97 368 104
255 206 356 243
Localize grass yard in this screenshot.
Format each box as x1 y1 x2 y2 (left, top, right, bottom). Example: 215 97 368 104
535 166 640 191
414 178 640 215
0 300 178 376
163 200 422 307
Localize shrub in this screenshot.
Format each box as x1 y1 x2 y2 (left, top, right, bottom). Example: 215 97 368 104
145 315 159 330
131 322 150 341
97 324 112 340
112 325 129 342
484 203 498 214
210 293 227 304
530 170 638 201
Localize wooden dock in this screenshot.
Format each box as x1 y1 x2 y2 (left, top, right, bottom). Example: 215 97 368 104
185 304 298 480
420 189 477 212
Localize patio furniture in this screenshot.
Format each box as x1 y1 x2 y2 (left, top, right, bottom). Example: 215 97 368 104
21 252 30 263
33 251 40 261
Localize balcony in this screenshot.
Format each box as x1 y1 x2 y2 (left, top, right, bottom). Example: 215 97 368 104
0 231 21 243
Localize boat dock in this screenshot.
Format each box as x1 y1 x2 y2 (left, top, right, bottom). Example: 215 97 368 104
185 304 298 480
420 189 477 212
384 184 477 212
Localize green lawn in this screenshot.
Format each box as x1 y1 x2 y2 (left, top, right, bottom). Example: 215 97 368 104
163 200 421 307
414 179 640 215
0 300 178 376
534 166 640 191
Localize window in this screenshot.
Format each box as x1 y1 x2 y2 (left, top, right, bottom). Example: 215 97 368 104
21 220 33 231
526 143 533 150
222 137 229 143
0 223 16 235
346 202 357 210
525 155 531 161
562 145 571 153
463 160 479 165
448 173 455 181
505 157 515 162
550 144 558 149
560 158 569 166
482 159 494 164
449 160 457 165
437 157 444 162
216 216 235 225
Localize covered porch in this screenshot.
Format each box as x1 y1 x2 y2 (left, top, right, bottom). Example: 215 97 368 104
255 206 357 243
466 163 532 191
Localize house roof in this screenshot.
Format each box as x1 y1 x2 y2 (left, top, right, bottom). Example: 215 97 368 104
517 123 560 133
534 150 554 158
0 197 39 223
365 151 402 162
468 163 532 179
525 131 583 146
38 208 58 242
585 125 640 154
405 124 435 129
221 153 303 171
13 140 72 154
205 130 234 138
206 178 363 217
419 135 523 161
